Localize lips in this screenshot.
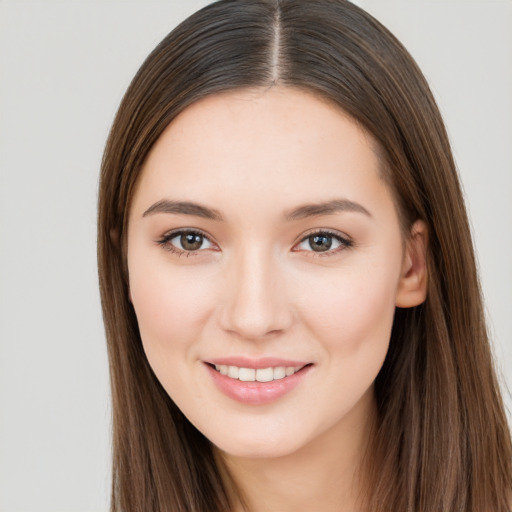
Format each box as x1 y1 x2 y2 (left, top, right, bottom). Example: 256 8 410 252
204 358 313 405
207 356 310 369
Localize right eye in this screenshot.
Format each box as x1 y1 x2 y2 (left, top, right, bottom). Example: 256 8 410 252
157 230 214 255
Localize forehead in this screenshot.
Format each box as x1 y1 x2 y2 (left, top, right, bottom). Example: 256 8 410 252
131 87 393 222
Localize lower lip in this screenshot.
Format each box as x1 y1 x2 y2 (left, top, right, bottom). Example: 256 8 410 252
205 363 312 405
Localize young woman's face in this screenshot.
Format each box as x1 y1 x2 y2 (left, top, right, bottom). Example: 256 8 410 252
127 88 424 458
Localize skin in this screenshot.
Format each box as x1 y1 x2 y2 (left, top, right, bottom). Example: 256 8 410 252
127 87 427 512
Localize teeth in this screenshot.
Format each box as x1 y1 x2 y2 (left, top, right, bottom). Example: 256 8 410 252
256 367 273 382
274 367 286 380
239 368 256 381
214 364 303 381
227 366 239 379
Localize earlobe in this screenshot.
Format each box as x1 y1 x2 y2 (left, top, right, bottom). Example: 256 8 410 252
395 220 428 308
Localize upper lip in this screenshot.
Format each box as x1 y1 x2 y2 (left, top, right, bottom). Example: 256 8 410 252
205 357 311 369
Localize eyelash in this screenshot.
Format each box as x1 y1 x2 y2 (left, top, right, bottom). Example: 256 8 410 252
294 229 353 257
156 229 353 257
156 229 214 257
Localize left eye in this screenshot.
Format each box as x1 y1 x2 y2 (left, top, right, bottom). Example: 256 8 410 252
296 232 350 253
164 231 213 252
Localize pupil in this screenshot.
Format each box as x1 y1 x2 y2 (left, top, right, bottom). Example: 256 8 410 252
310 234 332 252
181 233 203 251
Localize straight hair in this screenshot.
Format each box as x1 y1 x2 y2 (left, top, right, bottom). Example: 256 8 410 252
97 1 512 510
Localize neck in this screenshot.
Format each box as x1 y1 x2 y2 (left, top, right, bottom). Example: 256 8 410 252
217 387 377 512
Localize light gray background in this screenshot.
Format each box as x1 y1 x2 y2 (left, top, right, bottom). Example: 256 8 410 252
0 1 510 511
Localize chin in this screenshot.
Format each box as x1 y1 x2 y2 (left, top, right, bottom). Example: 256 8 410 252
203 419 319 460
214 436 301 460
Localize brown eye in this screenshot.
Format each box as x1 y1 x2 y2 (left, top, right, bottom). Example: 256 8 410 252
295 231 352 254
180 233 204 251
159 230 214 253
309 234 333 252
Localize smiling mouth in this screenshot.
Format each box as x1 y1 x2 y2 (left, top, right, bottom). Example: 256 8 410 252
211 364 309 382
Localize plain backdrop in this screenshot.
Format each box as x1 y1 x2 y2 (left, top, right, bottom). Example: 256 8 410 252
0 1 510 511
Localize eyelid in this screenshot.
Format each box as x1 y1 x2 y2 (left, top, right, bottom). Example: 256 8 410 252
156 227 352 257
156 228 217 255
292 228 353 255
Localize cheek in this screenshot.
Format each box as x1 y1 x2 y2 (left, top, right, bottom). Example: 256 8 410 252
297 259 400 359
292 261 400 423
128 253 218 364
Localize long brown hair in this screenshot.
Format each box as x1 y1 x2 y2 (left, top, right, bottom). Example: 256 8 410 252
97 1 512 510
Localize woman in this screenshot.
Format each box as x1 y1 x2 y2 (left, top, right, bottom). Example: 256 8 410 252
97 1 512 510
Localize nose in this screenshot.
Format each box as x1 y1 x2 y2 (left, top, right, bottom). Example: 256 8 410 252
218 248 293 340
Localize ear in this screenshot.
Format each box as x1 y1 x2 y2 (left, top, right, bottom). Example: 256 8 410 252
396 220 428 308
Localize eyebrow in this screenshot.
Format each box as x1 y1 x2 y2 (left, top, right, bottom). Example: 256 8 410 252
142 198 371 222
142 199 224 221
284 199 372 221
